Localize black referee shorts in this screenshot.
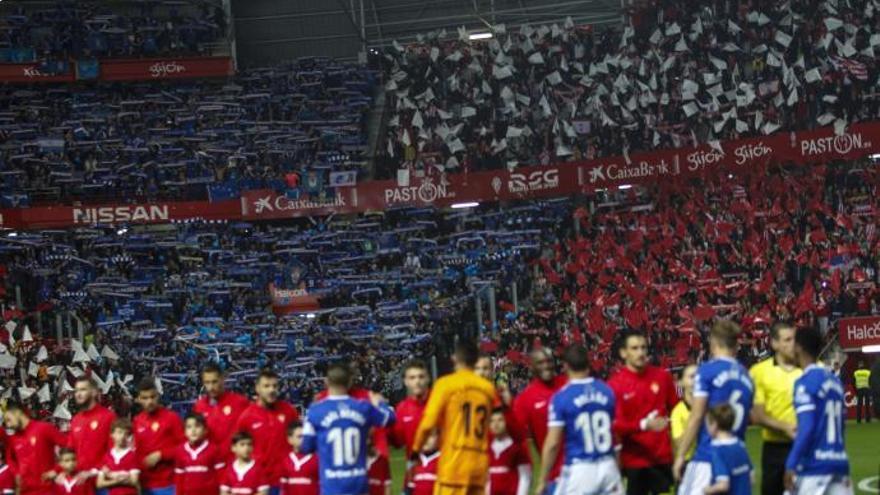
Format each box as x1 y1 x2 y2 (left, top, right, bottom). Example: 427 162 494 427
623 465 673 495
761 441 792 495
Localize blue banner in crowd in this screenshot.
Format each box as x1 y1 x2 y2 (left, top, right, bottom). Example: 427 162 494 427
76 59 100 80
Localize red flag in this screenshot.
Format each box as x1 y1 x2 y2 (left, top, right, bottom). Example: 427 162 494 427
694 305 716 321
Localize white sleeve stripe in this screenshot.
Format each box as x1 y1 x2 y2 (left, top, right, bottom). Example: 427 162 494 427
693 391 708 397
715 476 730 481
548 420 564 427
795 405 815 413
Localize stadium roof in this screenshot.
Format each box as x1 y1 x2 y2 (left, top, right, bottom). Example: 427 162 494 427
233 0 622 65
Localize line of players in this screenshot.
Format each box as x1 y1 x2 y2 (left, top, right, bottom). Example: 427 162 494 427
0 320 852 495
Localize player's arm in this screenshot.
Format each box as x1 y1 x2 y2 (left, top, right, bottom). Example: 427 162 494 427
162 414 186 461
300 412 318 455
511 392 539 465
749 366 795 439
413 381 445 453
784 385 816 490
673 395 707 480
534 425 562 495
368 392 396 428
750 403 796 440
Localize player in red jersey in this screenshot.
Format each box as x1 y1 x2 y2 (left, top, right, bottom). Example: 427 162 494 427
220 432 270 495
407 430 439 495
173 413 226 495
53 448 94 495
487 410 530 495
97 419 140 495
234 368 299 493
511 348 567 491
4 401 69 495
607 330 678 495
390 359 431 456
192 363 249 455
70 377 116 481
132 378 185 495
316 365 389 456
366 438 391 495
279 421 318 495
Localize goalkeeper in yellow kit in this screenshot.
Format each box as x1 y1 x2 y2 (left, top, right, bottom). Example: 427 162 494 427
413 340 498 495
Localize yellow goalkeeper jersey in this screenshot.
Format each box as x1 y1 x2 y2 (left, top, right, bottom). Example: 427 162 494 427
413 368 497 487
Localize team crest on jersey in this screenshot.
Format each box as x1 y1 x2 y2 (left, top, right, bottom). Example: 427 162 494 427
278 414 286 422
223 405 232 415
90 420 99 430
29 436 36 446
151 422 160 432
651 382 659 394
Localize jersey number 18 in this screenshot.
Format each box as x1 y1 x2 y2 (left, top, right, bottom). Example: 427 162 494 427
575 411 612 453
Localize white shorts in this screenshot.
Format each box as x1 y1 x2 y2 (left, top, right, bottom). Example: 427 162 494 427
677 461 711 495
794 475 854 495
554 457 623 495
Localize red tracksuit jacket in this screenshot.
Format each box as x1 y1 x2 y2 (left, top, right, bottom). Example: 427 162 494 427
279 452 319 495
173 440 226 495
0 464 13 495
391 395 427 456
70 404 117 474
607 365 678 468
192 392 250 454
133 407 185 489
512 375 567 480
234 401 299 485
8 420 68 495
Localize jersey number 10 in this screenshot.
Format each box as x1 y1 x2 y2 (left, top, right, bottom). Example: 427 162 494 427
328 427 361 466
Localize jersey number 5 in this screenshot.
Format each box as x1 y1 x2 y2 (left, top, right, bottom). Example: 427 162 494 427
461 402 488 439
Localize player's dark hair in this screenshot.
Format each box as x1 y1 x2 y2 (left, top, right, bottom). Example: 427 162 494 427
4 401 25 413
58 447 76 458
619 328 647 347
184 413 206 427
707 404 736 432
231 431 253 445
201 362 223 376
111 418 132 433
491 407 506 416
769 321 794 341
327 362 353 388
454 340 480 367
287 420 303 436
710 320 741 350
136 377 158 394
403 359 428 373
795 326 823 360
257 368 279 382
561 344 590 372
74 376 97 388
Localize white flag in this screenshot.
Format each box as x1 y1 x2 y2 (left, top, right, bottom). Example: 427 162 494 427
53 402 72 420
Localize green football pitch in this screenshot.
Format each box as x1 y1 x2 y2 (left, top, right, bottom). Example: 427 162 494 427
389 421 880 494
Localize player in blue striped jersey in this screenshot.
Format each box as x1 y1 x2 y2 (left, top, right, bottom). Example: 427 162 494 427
673 320 754 495
302 363 395 495
534 345 623 495
784 326 852 495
